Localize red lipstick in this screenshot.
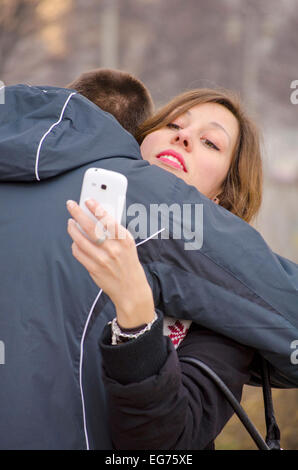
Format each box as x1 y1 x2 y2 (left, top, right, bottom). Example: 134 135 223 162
156 150 187 172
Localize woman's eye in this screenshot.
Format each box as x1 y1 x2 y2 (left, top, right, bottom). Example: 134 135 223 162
167 122 181 130
201 138 219 151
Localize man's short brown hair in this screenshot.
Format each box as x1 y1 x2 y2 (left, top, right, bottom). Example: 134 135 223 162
66 68 154 135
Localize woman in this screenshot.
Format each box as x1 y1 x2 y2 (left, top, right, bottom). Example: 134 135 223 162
66 88 262 449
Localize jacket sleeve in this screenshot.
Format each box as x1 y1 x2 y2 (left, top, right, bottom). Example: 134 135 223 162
99 311 254 450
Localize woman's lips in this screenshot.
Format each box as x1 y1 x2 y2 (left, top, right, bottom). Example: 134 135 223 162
156 150 187 172
158 156 183 171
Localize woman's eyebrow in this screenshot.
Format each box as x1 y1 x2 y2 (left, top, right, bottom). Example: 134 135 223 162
185 110 231 144
208 122 231 144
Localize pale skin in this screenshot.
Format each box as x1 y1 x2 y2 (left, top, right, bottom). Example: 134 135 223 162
67 102 239 329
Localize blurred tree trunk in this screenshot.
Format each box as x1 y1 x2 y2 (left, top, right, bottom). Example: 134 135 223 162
0 0 41 77
100 0 119 69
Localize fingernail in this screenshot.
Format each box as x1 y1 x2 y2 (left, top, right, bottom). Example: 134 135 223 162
68 218 75 226
85 198 96 208
67 200 76 209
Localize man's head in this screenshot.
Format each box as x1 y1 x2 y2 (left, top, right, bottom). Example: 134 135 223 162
66 68 154 136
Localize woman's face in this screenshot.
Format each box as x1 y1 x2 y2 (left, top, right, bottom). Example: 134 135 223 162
140 102 239 201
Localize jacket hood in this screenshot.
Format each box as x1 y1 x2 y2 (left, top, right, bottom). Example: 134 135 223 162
0 84 141 182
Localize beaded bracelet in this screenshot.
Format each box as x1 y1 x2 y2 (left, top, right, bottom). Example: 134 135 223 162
111 312 158 345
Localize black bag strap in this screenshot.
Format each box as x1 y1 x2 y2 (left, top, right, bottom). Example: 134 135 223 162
180 355 274 450
260 357 281 450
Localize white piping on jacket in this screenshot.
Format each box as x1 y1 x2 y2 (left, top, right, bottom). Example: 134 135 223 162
79 288 103 450
79 227 165 450
35 92 77 181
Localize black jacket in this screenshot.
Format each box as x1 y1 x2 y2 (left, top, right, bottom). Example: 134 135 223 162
100 312 254 449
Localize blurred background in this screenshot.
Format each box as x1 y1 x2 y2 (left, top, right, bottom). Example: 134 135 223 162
1 0 297 450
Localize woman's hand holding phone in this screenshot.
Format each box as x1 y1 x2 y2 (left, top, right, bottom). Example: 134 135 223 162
66 199 155 329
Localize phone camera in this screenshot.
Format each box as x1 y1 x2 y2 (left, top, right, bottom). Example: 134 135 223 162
101 184 107 190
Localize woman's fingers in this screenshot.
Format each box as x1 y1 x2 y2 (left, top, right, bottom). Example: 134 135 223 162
66 200 99 243
67 218 106 261
66 199 130 242
85 199 129 241
71 238 101 275
66 200 153 318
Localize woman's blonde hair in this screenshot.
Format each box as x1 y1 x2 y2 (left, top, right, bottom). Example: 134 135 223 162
135 88 263 223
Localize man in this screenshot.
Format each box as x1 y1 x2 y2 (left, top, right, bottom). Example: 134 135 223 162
66 68 154 135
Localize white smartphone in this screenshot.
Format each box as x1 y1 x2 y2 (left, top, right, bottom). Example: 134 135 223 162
78 168 127 236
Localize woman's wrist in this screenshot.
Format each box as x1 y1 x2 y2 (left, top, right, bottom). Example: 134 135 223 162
111 311 158 345
100 312 168 384
114 283 155 329
115 300 155 329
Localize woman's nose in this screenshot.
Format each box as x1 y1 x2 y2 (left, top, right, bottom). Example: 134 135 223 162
171 129 192 152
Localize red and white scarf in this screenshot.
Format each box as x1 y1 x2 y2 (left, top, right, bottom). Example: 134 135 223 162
163 316 192 349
